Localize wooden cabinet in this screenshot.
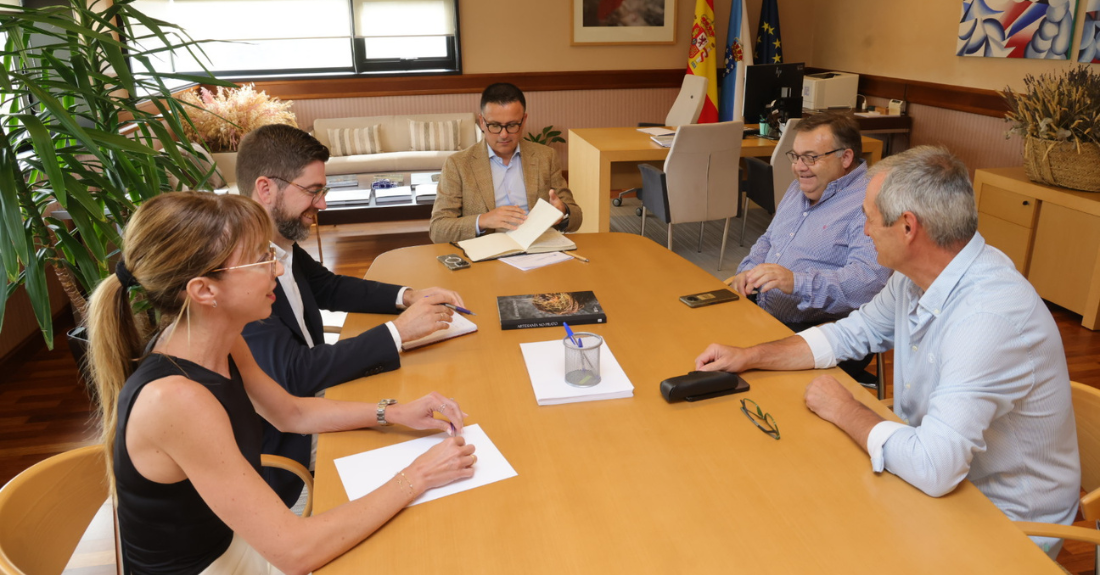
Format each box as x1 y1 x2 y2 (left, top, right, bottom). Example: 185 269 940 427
974 168 1100 330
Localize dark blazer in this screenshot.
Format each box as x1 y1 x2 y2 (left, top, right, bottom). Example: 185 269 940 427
242 243 403 506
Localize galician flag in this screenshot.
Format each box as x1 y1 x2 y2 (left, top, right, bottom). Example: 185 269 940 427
687 0 719 124
719 0 753 121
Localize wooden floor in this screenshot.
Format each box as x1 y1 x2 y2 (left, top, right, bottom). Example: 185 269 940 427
2 220 1098 574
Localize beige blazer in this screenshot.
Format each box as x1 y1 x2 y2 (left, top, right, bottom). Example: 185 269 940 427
429 140 582 244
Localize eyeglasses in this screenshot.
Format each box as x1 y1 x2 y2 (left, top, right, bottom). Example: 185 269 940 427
740 398 780 440
267 176 329 203
482 120 524 134
212 246 278 277
785 148 844 166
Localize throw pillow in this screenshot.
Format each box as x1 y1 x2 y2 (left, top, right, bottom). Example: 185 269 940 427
408 119 462 152
327 125 382 156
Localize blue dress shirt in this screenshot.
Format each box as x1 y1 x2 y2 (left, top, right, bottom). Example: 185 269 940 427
803 233 1080 555
737 160 890 326
475 143 528 235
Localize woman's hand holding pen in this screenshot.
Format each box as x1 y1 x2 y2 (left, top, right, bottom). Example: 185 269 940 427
389 393 476 496
385 392 468 436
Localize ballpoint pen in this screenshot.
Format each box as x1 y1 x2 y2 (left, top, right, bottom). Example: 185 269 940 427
563 250 589 263
443 303 476 316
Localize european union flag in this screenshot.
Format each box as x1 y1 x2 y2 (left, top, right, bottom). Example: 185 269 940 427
754 0 783 65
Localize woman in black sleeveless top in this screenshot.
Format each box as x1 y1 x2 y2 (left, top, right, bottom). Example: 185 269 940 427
87 193 477 574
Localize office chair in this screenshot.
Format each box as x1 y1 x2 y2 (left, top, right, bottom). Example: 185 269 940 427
739 118 801 246
1016 381 1100 574
637 121 743 270
612 75 709 208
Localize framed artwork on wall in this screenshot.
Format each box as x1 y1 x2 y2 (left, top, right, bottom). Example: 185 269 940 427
572 0 676 45
1080 0 1100 62
957 0 1078 59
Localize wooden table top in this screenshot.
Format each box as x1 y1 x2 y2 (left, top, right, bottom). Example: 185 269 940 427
314 233 1060 574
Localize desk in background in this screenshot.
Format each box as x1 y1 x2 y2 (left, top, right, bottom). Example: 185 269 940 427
975 167 1100 330
314 233 1060 575
567 128 884 234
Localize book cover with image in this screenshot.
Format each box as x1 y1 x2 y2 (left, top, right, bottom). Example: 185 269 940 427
496 291 606 330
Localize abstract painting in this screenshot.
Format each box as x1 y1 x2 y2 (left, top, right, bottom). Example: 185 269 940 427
573 0 676 44
1080 0 1100 62
958 0 1077 59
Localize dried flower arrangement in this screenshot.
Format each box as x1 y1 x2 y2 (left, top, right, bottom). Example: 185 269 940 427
1002 66 1100 192
1003 66 1100 147
178 84 298 153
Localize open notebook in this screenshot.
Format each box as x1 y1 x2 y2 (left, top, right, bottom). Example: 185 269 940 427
402 313 478 350
455 199 575 262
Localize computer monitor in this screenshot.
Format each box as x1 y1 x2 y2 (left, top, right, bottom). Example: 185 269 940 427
742 62 805 126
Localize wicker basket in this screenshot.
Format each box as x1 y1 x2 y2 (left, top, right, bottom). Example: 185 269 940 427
1023 136 1100 192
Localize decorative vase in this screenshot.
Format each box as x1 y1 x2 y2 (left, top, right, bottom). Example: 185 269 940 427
1023 136 1100 193
210 151 238 187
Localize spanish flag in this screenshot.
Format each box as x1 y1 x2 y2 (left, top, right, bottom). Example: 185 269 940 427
687 0 719 123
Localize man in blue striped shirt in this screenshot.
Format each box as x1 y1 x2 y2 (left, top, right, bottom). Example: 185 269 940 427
697 146 1079 558
728 113 891 331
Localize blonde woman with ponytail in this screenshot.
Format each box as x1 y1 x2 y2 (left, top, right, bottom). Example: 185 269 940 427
87 192 476 575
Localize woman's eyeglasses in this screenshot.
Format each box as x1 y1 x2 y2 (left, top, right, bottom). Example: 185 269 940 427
212 246 278 276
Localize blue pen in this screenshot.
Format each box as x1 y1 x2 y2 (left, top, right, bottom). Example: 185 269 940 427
443 302 476 316
563 322 580 346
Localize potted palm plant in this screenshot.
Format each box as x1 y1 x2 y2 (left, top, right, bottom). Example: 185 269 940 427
0 0 234 352
1003 66 1100 193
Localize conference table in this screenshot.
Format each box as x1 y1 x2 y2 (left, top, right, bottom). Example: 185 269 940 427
566 127 885 234
314 233 1060 574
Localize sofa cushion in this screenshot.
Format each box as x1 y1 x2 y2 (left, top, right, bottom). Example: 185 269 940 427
327 125 382 156
324 151 456 176
408 119 462 152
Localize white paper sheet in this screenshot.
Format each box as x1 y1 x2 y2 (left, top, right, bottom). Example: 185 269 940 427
519 338 634 406
499 251 573 271
334 424 516 506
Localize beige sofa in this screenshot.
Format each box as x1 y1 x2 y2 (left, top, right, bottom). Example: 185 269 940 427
313 113 479 176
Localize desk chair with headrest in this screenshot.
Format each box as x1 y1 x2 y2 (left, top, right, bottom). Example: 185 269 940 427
740 118 800 247
637 121 744 270
1016 381 1100 574
613 75 709 208
0 446 314 575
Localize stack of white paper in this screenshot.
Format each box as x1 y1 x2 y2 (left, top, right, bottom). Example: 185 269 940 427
402 313 478 350
637 127 675 137
519 338 634 406
334 424 517 507
374 185 413 205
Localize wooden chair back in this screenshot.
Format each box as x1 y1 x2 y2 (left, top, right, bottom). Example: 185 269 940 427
0 446 108 575
1072 381 1100 521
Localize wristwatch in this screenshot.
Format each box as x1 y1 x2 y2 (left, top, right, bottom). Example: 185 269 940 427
376 399 397 426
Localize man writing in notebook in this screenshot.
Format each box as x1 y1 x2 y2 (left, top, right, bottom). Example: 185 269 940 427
236 124 465 507
429 82 583 243
696 146 1079 558
728 112 890 383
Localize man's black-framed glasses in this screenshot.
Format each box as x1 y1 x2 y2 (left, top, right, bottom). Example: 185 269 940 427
740 398 780 440
267 175 330 203
785 148 844 166
482 119 524 134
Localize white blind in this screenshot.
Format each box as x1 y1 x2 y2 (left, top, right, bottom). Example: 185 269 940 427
354 0 454 37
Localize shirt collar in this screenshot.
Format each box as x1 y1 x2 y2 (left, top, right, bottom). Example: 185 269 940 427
912 232 985 317
487 141 521 165
815 159 867 206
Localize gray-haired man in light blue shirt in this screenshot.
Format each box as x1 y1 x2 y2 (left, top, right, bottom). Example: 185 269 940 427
695 145 1079 558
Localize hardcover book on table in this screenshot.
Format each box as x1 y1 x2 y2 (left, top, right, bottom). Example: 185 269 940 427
496 291 605 330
